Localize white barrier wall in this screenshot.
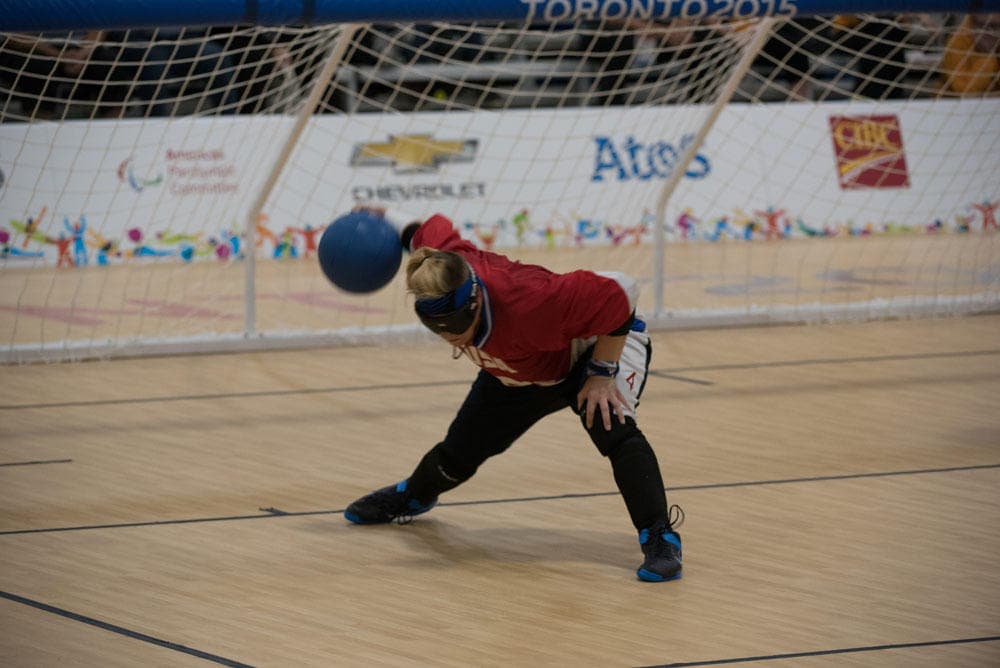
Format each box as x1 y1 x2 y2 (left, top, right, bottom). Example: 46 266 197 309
1 100 997 266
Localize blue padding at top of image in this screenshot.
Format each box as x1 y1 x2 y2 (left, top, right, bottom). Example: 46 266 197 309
2 0 998 32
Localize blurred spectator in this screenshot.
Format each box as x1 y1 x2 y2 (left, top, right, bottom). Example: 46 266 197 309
579 18 719 106
74 31 169 118
4 29 243 118
208 27 305 114
154 28 241 115
940 13 999 95
754 18 823 101
0 31 95 119
322 25 402 112
100 28 240 116
575 21 636 106
577 22 636 106
649 18 740 103
396 24 489 64
393 24 496 110
828 15 911 100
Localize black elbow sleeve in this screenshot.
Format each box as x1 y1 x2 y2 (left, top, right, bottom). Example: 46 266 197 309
400 222 421 252
608 310 635 336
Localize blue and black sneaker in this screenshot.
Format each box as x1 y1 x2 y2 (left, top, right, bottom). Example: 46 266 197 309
344 480 438 525
636 505 684 582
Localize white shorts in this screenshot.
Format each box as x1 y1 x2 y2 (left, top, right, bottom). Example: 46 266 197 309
615 327 651 420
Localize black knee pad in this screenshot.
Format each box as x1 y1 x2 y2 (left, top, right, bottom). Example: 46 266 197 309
407 441 478 501
426 441 480 484
583 415 645 458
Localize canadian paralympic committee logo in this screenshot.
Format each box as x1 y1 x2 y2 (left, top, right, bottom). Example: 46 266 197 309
117 150 236 196
117 156 164 193
829 115 910 190
350 134 478 174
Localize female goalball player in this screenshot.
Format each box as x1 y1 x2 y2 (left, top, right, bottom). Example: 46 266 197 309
345 212 683 582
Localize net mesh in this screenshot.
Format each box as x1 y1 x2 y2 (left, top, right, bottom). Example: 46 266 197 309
1 14 998 360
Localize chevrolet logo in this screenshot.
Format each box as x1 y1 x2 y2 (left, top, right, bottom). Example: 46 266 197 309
351 134 478 173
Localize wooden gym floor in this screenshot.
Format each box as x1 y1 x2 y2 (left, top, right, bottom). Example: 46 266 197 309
1 314 999 667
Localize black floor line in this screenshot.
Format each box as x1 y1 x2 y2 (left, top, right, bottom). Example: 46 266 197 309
2 349 996 411
0 458 72 467
641 635 1000 667
1 463 995 537
0 590 254 667
648 372 714 385
0 379 468 411
664 348 1000 374
3 592 994 668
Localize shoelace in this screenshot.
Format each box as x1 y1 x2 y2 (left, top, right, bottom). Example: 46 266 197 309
392 496 424 525
667 504 685 531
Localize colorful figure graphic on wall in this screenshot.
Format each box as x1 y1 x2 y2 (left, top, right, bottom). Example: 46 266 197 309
0 227 45 258
573 215 602 246
705 216 731 241
10 206 49 249
64 216 88 266
511 209 530 246
676 208 699 240
755 207 789 240
290 224 324 258
605 221 645 245
157 230 202 245
86 228 122 265
127 228 174 258
274 228 298 258
465 222 497 250
223 229 241 259
254 214 279 253
727 208 755 240
972 200 998 231
48 233 74 267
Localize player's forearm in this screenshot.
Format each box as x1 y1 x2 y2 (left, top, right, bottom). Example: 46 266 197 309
592 333 627 364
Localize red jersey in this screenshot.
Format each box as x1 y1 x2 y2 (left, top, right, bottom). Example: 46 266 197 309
412 214 637 386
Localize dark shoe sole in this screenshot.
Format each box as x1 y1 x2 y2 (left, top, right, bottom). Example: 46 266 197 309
637 567 682 582
343 501 438 526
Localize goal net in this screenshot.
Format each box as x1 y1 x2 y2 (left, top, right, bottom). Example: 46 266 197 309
1 10 998 361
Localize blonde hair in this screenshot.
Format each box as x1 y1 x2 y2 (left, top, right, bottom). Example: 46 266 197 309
406 247 469 299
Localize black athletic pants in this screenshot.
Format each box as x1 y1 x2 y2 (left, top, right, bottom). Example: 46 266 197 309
406 347 669 532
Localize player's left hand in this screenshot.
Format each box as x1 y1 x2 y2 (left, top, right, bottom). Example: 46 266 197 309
577 375 628 431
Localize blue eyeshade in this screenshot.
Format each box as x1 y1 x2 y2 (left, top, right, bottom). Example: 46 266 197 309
415 274 474 316
452 274 474 306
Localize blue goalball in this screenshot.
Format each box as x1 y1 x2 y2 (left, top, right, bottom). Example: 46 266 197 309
317 210 402 293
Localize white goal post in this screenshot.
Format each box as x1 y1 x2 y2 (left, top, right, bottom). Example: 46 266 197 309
1 2 998 362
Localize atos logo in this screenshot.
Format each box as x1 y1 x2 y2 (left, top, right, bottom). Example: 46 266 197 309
117 156 164 193
591 134 710 182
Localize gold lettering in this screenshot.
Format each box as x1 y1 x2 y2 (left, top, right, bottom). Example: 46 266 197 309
834 119 898 151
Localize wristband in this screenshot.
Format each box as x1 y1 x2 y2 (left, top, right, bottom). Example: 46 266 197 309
586 358 619 378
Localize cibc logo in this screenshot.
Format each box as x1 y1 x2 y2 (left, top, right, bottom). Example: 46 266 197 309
829 115 910 190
